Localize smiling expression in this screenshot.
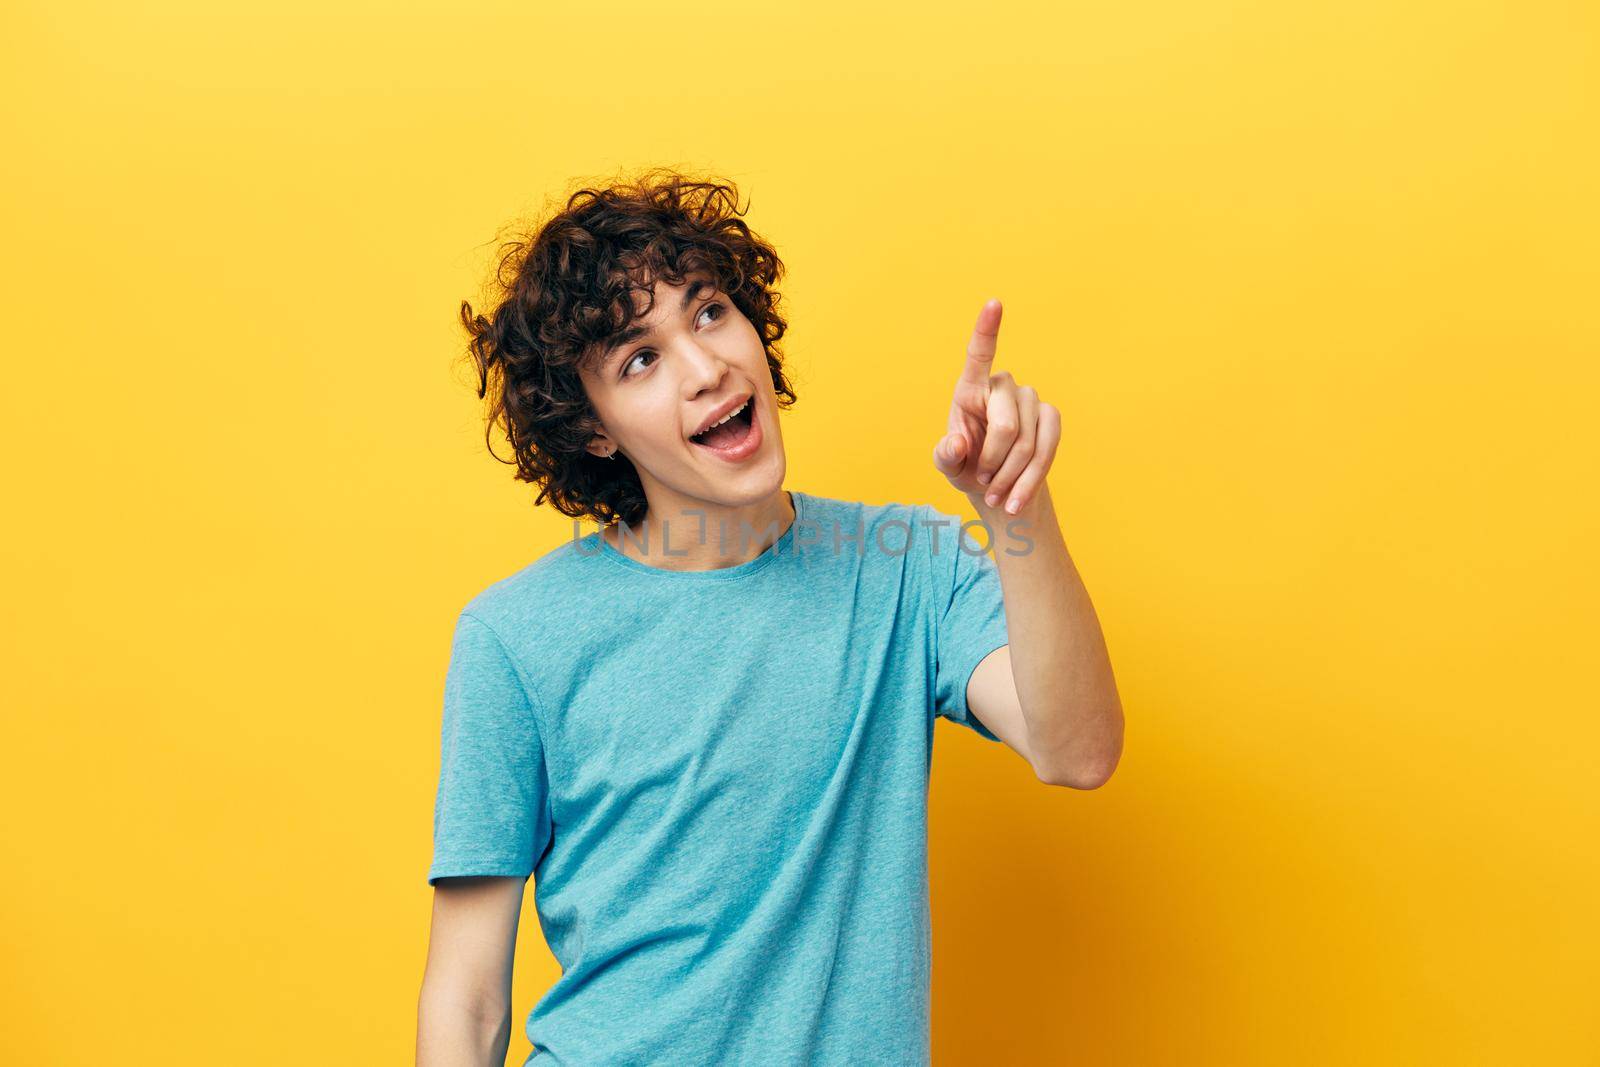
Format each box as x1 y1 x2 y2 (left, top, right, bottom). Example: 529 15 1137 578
579 271 787 514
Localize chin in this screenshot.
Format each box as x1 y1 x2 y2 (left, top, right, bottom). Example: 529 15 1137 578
678 452 787 510
706 462 786 506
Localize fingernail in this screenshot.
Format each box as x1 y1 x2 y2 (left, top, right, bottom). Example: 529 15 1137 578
985 493 999 507
977 472 991 485
1005 497 1021 514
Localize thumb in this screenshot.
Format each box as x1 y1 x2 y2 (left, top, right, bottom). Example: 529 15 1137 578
933 432 967 477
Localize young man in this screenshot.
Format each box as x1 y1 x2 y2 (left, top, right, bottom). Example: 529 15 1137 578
416 171 1123 1066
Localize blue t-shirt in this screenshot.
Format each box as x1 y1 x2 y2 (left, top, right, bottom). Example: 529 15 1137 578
428 488 1011 1065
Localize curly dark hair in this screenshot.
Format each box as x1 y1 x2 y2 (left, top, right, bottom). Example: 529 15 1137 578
456 167 800 529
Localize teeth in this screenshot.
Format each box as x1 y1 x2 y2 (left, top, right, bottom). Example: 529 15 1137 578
696 399 749 436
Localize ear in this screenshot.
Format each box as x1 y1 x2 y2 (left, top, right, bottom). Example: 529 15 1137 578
585 432 616 459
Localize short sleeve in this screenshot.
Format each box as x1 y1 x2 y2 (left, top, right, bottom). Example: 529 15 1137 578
925 506 1011 742
427 611 553 886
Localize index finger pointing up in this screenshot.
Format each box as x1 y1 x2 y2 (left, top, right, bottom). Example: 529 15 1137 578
961 298 1003 386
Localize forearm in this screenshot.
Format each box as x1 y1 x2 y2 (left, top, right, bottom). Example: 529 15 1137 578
971 481 1123 786
416 985 512 1067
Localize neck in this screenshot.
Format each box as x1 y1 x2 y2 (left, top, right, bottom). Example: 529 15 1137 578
605 488 795 572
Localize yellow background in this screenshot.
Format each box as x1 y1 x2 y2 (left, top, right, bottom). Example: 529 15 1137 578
4 1 1596 1063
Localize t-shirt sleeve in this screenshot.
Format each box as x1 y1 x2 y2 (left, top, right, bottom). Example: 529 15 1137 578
427 610 553 886
925 505 1011 742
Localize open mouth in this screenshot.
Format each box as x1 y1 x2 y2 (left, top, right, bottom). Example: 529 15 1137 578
688 397 756 450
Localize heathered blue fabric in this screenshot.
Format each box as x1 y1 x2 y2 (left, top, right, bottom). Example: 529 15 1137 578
428 489 1011 1065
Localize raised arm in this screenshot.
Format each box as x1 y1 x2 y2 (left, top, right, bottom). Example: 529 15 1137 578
933 299 1125 788
417 876 526 1067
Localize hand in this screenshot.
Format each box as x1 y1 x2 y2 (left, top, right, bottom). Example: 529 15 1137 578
932 298 1062 514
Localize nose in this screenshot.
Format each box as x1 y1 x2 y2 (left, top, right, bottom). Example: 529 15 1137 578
678 336 730 399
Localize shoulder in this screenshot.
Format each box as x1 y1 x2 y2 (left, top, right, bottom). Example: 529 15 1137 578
455 535 600 637
795 492 994 597
804 491 986 554
794 489 933 546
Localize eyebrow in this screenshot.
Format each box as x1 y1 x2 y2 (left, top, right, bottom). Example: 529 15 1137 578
602 279 712 363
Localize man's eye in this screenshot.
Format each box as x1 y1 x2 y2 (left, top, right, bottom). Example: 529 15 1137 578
620 303 725 379
621 350 656 378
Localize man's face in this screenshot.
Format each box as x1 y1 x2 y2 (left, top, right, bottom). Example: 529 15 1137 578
579 271 787 514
